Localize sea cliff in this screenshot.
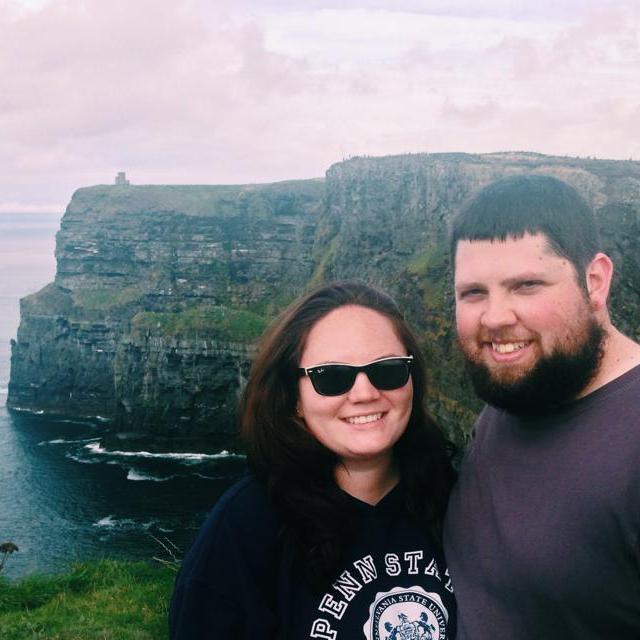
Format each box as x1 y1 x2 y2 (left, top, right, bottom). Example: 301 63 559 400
8 153 640 446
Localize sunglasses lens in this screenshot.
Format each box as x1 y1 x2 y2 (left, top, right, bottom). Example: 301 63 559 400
366 359 411 390
306 358 411 396
309 366 356 396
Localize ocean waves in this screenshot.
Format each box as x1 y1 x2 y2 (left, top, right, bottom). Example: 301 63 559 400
82 441 245 463
93 515 160 530
35 435 247 489
2 408 245 578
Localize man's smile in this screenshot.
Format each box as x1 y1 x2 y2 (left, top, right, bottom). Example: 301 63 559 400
491 341 529 354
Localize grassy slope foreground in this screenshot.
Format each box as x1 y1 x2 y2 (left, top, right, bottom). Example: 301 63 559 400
0 560 175 640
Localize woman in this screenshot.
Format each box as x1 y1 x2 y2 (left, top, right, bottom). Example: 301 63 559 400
170 281 456 639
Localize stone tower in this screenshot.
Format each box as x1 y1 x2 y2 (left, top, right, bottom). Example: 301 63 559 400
115 171 130 186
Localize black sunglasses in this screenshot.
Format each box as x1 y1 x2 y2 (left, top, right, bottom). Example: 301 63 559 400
298 356 414 397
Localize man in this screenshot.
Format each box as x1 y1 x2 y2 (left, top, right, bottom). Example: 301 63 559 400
444 174 640 639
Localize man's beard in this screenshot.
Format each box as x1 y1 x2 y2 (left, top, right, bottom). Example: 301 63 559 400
463 319 606 416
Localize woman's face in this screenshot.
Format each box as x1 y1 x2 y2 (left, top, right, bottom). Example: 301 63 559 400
297 305 413 469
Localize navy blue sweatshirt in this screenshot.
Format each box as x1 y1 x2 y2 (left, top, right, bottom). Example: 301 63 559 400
170 476 456 639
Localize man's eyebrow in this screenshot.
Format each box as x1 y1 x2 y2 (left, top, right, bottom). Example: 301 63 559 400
501 272 547 286
455 272 548 291
454 280 485 292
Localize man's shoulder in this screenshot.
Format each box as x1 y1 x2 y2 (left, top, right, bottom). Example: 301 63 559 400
586 362 640 412
611 361 640 391
468 405 501 440
591 332 640 394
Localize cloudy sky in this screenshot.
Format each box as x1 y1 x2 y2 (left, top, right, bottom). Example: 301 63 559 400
1 0 639 211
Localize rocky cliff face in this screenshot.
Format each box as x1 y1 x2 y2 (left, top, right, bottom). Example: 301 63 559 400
315 152 640 439
9 180 322 448
8 153 640 447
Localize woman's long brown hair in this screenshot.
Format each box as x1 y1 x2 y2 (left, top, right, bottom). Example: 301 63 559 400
240 281 456 591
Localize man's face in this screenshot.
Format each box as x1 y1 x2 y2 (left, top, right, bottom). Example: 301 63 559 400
454 232 604 414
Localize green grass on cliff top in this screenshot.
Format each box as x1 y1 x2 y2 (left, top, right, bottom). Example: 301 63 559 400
0 560 174 640
132 305 268 342
72 286 144 310
71 178 325 218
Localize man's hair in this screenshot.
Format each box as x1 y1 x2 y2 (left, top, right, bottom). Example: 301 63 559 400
450 174 601 284
241 281 455 591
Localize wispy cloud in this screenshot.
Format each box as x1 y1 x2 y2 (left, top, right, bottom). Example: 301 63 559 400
1 0 639 209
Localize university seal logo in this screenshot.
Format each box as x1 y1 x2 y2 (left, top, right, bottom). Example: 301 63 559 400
363 586 448 640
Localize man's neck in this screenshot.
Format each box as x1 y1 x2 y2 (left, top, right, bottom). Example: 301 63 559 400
578 326 640 398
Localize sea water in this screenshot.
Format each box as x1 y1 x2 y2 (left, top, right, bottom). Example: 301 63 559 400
0 212 244 580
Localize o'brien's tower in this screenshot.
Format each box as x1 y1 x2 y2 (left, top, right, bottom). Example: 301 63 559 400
115 171 130 185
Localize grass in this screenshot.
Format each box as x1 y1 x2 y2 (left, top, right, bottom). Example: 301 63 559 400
406 243 447 277
0 560 175 640
72 287 143 310
132 305 268 342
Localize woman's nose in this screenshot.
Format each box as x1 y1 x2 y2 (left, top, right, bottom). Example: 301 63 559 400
347 371 381 401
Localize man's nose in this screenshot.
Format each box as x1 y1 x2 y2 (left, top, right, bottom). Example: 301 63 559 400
480 296 517 330
347 371 381 402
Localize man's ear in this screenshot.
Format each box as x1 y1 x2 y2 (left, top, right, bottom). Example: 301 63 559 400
585 252 613 311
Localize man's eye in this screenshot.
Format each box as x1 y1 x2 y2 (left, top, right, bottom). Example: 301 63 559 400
517 281 542 291
458 289 485 300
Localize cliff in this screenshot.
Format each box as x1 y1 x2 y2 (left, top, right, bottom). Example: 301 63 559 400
8 153 640 447
8 181 322 448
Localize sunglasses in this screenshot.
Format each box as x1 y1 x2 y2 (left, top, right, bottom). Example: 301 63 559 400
298 356 413 397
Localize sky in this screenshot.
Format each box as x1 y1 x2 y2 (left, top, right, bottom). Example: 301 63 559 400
1 0 639 212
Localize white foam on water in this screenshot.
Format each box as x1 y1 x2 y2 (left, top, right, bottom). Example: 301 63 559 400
39 437 100 446
83 442 244 462
126 468 174 482
50 418 97 426
93 515 137 529
93 515 115 528
65 452 102 464
93 515 159 530
4 406 44 414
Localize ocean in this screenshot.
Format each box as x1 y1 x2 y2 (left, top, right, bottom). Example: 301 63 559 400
0 211 244 580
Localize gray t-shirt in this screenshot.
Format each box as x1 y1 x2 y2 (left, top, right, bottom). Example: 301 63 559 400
445 364 640 639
